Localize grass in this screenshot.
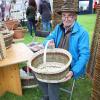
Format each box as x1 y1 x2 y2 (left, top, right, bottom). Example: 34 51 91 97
77 14 96 43
0 14 96 100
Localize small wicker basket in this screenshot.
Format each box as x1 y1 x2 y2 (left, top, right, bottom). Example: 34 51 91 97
0 30 14 49
13 28 25 39
28 48 72 83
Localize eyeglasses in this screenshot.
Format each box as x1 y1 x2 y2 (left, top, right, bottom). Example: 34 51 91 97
62 13 74 20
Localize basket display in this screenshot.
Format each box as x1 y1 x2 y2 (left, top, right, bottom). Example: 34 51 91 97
28 48 72 83
90 4 100 100
20 68 38 89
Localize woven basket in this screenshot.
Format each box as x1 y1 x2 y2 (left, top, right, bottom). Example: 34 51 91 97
0 31 14 49
4 20 19 30
28 48 72 83
13 27 25 39
0 34 6 60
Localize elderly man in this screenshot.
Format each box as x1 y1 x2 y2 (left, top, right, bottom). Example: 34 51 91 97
38 1 90 100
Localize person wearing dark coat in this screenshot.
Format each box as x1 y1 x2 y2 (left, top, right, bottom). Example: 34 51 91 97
39 0 51 32
26 0 37 37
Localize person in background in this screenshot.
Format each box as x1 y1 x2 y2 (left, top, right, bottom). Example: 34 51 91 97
37 0 90 100
38 0 51 32
5 1 11 20
0 0 5 21
93 1 98 13
0 1 2 21
26 0 37 37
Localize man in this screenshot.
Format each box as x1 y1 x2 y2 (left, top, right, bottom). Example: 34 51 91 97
0 0 5 21
38 1 90 100
26 0 37 37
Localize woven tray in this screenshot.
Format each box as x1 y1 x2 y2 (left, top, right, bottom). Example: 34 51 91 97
28 48 72 83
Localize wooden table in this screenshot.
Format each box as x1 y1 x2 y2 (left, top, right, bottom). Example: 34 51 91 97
0 43 34 96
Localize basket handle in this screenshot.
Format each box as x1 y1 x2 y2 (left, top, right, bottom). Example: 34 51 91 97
43 39 54 65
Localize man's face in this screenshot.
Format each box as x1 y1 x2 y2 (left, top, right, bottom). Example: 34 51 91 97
62 12 76 28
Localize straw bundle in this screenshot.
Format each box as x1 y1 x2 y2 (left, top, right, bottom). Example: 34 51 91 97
87 4 100 100
87 4 100 79
52 0 64 27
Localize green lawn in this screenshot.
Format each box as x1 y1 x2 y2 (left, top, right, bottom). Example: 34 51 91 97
0 14 96 100
77 14 96 44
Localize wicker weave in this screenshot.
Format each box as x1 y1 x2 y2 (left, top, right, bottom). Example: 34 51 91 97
58 0 79 13
0 31 14 49
0 34 6 60
52 0 78 27
87 4 100 100
87 4 100 79
4 20 19 30
28 48 72 83
13 28 25 39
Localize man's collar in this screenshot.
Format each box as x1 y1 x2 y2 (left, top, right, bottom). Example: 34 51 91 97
71 21 79 34
60 21 79 34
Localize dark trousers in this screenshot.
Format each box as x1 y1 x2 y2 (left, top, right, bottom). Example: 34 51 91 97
27 18 36 36
38 81 60 100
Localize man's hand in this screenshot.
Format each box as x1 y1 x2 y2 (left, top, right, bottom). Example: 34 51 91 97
65 71 73 81
48 40 55 48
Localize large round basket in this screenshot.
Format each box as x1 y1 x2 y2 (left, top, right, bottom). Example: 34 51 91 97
28 48 72 83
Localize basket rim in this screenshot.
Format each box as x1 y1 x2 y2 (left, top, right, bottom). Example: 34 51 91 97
28 48 72 74
36 76 69 83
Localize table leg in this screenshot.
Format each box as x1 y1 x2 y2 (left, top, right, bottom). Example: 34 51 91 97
0 64 22 96
0 68 6 96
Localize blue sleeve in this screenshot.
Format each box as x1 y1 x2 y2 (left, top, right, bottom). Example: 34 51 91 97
71 31 90 78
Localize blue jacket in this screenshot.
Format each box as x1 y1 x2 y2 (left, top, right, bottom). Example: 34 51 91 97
43 21 90 78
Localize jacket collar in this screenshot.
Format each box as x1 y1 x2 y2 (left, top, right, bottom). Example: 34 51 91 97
71 21 79 34
60 21 79 34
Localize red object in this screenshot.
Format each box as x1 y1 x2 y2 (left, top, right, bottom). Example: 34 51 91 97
94 2 97 9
